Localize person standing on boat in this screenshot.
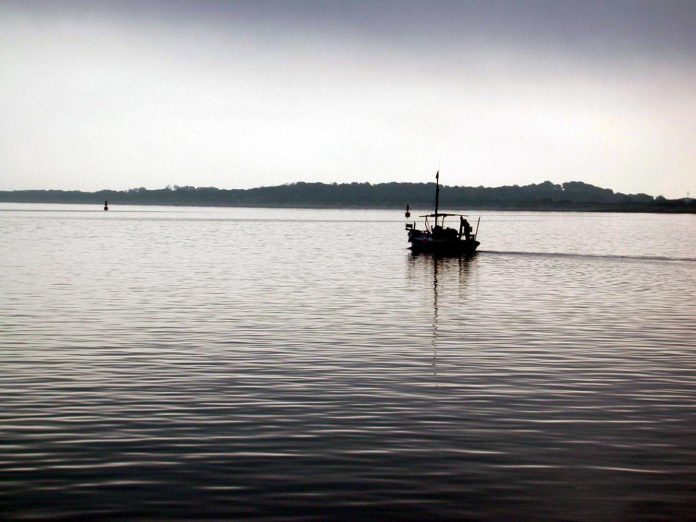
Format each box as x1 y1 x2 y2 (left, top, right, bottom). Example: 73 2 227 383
460 217 472 240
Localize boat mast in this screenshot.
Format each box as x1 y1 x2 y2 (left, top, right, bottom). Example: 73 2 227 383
434 170 440 227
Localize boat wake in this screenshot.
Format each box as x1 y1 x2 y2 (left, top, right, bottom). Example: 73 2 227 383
479 250 696 263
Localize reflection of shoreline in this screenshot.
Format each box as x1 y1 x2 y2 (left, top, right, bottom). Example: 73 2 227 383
406 253 478 378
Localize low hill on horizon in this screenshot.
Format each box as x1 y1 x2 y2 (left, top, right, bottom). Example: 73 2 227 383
1 180 693 212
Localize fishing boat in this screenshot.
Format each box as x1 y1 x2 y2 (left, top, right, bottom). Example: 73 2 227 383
405 171 480 255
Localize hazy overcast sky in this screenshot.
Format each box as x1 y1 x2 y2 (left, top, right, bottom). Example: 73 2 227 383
2 0 695 196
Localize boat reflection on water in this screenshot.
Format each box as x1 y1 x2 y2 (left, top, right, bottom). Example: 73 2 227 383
407 252 479 378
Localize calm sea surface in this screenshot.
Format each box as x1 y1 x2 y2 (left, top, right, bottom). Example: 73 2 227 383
1 204 695 521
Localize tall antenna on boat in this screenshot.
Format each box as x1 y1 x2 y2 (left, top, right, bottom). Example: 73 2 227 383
434 170 440 227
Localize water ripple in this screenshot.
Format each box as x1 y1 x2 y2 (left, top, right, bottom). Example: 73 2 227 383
1 207 695 521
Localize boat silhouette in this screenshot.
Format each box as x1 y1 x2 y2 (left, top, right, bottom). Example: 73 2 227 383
405 171 480 255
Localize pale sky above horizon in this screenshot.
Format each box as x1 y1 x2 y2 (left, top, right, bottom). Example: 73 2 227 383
1 0 695 197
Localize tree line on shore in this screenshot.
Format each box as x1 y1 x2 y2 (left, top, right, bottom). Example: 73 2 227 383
1 180 693 212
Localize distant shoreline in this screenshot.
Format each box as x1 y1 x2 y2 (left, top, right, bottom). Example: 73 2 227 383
2 200 694 214
2 201 695 214
1 181 694 213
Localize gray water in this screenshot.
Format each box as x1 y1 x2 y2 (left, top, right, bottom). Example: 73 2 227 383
1 204 695 521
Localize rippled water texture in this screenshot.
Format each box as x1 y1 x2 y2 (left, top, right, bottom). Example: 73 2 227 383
1 205 695 521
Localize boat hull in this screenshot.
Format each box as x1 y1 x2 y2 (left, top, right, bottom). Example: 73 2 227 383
408 234 480 256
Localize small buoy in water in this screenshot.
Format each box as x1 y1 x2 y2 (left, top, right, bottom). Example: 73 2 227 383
104 200 109 211
405 204 410 218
